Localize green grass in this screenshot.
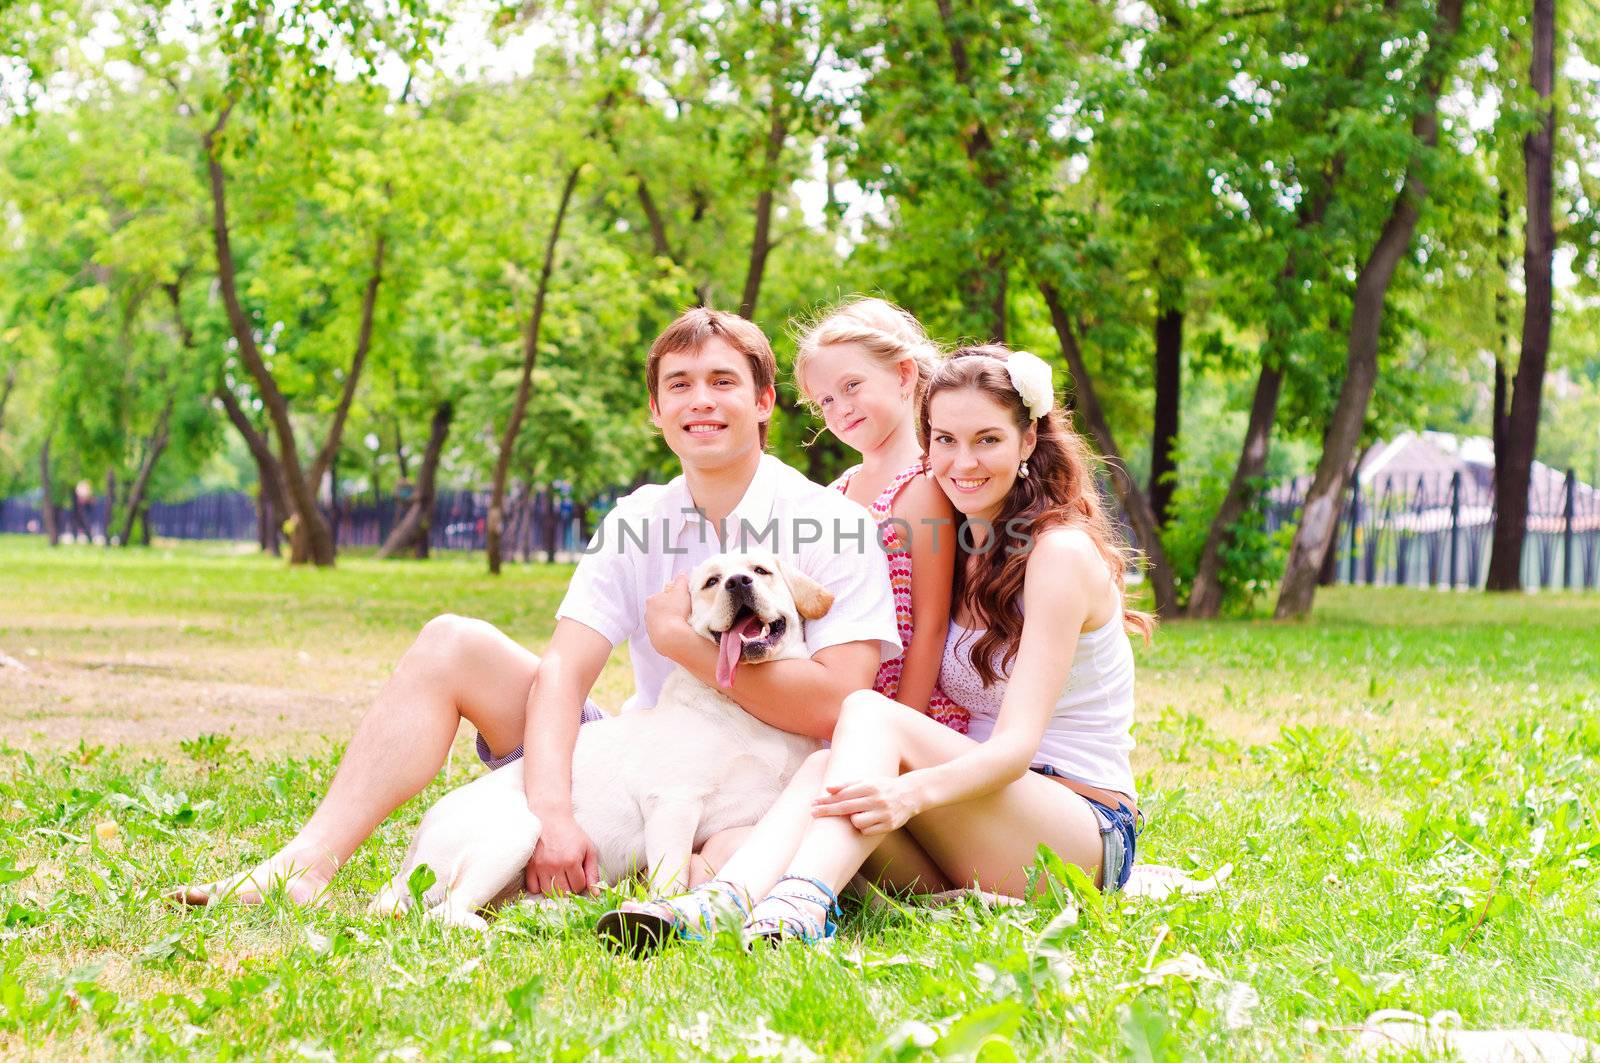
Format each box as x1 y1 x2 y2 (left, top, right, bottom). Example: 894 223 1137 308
2 534 1598 1059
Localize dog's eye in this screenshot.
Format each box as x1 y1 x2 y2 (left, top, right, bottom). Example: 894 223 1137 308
752 566 771 576
703 576 720 589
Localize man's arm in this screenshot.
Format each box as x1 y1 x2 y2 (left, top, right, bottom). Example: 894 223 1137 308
645 577 879 739
522 617 613 895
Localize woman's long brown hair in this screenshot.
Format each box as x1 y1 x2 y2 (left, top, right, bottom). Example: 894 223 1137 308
918 345 1156 686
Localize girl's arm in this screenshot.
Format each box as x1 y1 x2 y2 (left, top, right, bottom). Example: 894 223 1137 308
892 473 959 714
898 529 1111 814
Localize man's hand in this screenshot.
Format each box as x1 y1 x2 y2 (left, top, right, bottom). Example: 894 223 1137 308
811 775 925 836
644 573 692 656
528 810 599 897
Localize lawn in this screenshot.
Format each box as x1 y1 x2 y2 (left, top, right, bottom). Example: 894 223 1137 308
1 534 1598 1060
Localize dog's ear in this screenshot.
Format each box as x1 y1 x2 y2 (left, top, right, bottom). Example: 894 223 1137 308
779 559 834 621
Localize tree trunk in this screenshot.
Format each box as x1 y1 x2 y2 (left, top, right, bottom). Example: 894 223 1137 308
116 395 174 548
70 491 93 541
1149 306 1182 528
105 469 118 545
488 163 583 575
204 104 336 566
543 488 560 564
1187 155 1342 617
0 366 15 437
1039 281 1179 617
378 400 453 560
40 432 59 546
635 177 713 308
255 492 276 554
1491 188 1511 463
394 417 410 480
738 104 788 321
505 483 530 564
1486 0 1555 592
216 384 289 556
1492 357 1509 462
1186 364 1285 618
1274 0 1464 619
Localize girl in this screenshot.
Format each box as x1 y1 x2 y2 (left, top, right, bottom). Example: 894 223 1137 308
598 344 1150 950
793 298 968 733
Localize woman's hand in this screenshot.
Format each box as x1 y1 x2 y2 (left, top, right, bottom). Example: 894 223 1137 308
812 776 924 836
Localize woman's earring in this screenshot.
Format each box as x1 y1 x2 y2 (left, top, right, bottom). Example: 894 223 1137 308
1019 459 1030 479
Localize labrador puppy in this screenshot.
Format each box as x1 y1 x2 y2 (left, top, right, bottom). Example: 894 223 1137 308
368 551 830 929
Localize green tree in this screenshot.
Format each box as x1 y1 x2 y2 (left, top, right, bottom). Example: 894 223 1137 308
1276 0 1474 617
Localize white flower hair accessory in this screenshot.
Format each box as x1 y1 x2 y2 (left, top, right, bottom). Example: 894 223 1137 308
1005 350 1054 420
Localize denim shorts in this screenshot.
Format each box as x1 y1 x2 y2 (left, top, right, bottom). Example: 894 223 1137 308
474 698 607 770
1032 766 1139 892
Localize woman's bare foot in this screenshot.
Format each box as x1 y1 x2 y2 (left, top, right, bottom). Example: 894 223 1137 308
169 847 338 907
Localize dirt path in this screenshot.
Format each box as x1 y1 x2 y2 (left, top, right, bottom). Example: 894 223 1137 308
0 609 634 757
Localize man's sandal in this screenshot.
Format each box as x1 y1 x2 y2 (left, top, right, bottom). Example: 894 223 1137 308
596 879 750 956
743 875 841 946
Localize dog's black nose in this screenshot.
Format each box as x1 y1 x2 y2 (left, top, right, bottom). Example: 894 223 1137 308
725 573 753 591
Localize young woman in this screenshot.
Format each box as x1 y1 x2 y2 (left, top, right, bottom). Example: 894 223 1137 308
794 298 968 732
599 343 1150 948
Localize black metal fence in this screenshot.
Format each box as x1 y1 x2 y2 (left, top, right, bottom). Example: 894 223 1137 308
0 486 606 560
7 470 1598 591
1266 469 1600 591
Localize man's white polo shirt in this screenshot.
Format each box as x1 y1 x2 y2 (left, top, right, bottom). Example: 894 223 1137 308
555 454 901 713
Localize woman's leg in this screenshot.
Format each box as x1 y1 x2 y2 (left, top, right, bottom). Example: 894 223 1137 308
763 690 1102 918
857 829 953 894
174 615 544 905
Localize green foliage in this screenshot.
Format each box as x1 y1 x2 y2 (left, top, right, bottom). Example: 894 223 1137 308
0 0 1597 586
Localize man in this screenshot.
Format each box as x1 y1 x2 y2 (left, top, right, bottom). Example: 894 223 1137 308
175 308 899 905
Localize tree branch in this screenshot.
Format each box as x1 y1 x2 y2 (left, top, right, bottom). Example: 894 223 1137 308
310 231 386 487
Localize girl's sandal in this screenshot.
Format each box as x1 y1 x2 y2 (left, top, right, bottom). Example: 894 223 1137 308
742 874 842 947
596 879 750 956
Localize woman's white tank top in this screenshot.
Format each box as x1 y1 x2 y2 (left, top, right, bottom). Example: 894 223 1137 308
938 611 1137 801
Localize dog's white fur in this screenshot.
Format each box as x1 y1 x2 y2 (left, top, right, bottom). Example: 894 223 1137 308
368 551 830 929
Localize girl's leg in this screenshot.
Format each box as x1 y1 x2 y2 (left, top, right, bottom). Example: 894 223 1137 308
687 827 751 886
599 750 835 948
708 750 832 899
695 805 953 896
754 690 1101 930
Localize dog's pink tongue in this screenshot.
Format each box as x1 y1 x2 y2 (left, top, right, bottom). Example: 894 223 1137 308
715 616 767 689
716 629 742 689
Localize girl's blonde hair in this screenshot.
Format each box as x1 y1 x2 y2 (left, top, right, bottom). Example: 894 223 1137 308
793 298 942 409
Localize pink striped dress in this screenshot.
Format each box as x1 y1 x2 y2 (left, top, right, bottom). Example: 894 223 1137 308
831 462 971 733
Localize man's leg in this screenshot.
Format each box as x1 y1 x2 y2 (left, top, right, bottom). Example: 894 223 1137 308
175 614 543 905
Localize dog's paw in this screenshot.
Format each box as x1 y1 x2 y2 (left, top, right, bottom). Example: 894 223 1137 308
427 901 490 932
366 887 412 918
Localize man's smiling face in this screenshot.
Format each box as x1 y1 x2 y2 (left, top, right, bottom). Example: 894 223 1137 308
649 340 775 472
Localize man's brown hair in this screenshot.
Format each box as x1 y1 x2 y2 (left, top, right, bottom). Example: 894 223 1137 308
646 308 778 448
